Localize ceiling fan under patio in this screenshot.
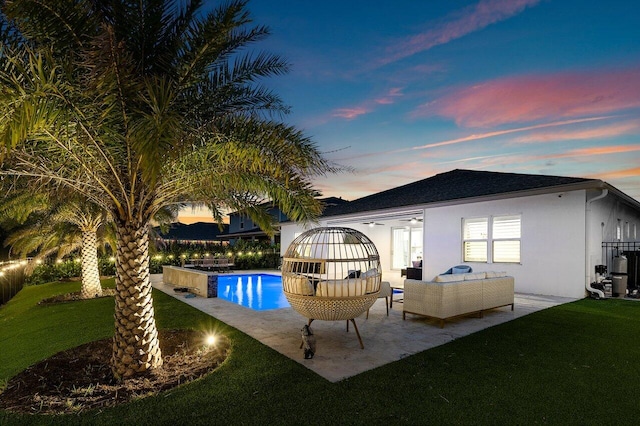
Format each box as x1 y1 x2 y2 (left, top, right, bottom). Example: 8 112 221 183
362 222 384 227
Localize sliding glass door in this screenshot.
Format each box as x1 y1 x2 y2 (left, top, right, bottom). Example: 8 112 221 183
391 227 423 269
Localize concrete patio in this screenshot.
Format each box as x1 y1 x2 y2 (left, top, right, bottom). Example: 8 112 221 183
151 272 577 382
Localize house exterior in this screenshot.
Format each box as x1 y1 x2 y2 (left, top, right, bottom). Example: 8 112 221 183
223 197 347 244
280 169 640 298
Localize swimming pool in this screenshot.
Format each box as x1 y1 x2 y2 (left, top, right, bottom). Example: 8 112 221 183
217 274 289 310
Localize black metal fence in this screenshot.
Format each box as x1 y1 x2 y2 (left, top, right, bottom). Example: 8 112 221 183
0 261 27 306
601 242 640 289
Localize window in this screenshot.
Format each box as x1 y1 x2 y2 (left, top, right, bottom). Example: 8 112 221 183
492 215 521 263
616 219 621 241
463 218 488 262
463 215 521 263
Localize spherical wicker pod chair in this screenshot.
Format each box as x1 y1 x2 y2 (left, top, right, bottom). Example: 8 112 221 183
282 227 382 349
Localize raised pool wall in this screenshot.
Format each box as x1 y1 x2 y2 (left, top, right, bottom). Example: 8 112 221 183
162 265 218 298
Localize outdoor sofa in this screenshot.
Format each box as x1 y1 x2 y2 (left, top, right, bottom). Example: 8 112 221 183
402 271 514 327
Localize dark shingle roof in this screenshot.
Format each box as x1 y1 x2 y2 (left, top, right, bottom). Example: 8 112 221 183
324 169 598 217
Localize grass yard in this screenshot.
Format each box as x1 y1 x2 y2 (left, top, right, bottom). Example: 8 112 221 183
1 280 639 425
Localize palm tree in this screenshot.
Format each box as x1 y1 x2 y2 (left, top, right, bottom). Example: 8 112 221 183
0 187 111 298
0 0 335 378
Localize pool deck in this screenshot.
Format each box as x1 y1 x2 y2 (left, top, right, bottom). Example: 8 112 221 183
151 271 577 383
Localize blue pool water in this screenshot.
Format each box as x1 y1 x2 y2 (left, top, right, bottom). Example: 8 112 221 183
217 274 289 310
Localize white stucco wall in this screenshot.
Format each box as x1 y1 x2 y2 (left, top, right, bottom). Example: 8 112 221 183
421 191 586 298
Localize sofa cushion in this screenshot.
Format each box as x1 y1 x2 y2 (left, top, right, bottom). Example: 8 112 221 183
452 266 469 274
485 271 508 278
316 279 367 297
283 275 314 296
463 272 486 280
434 274 462 283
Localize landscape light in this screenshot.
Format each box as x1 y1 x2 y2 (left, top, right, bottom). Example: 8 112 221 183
205 334 217 346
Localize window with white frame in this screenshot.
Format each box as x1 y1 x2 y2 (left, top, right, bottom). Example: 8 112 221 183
463 215 521 263
463 218 488 262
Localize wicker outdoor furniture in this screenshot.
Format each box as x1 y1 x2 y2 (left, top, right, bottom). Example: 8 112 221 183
282 227 382 349
402 272 514 327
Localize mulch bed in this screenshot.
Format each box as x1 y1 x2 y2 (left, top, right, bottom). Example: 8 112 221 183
0 329 230 415
37 289 117 305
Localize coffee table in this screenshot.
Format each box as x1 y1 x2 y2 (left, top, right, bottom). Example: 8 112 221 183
390 282 404 308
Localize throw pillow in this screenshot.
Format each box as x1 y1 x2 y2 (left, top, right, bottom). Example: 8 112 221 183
345 270 361 279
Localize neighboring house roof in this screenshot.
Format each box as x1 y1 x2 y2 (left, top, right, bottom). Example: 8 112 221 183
322 169 630 218
155 222 228 242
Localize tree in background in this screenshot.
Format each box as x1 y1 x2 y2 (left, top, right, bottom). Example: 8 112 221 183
0 187 112 298
0 0 336 378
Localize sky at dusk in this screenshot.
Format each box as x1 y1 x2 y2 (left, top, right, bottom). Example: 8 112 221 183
234 0 640 202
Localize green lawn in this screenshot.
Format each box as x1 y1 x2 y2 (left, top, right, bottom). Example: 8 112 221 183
1 281 639 425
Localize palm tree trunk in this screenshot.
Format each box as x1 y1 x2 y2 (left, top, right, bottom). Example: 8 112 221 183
111 220 162 378
80 230 103 299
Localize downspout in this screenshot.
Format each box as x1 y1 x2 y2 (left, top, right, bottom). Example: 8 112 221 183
585 189 608 298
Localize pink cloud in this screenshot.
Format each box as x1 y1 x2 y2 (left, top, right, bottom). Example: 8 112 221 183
513 120 640 143
329 87 404 121
379 0 540 67
542 145 640 159
592 167 640 180
375 88 403 105
331 107 370 120
415 66 640 127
